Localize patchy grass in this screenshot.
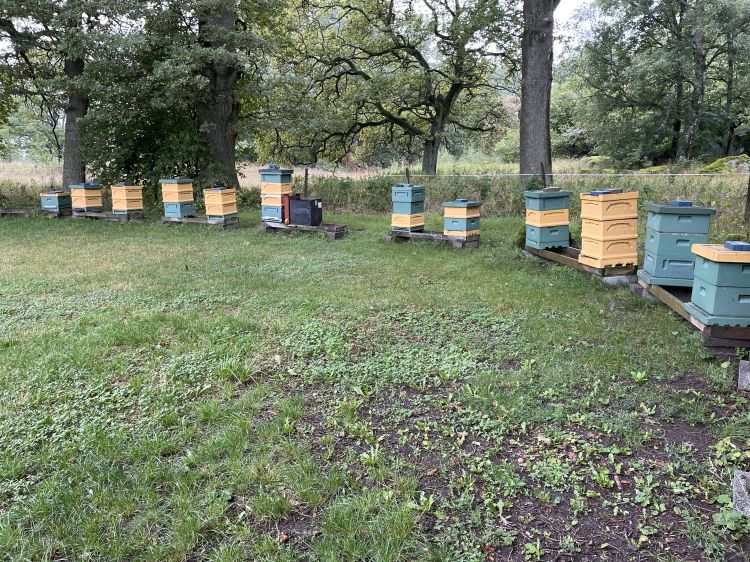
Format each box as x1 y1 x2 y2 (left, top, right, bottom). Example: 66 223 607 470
0 212 749 561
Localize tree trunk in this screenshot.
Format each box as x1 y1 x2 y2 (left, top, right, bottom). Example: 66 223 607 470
679 3 706 160
421 137 440 175
723 33 735 155
62 57 87 190
196 6 240 188
670 76 684 160
520 0 559 179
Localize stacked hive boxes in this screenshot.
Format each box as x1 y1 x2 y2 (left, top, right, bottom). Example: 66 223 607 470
111 183 144 217
443 199 481 238
685 242 750 326
579 190 639 268
524 188 571 249
204 186 238 224
160 178 196 218
40 191 72 215
71 181 103 212
638 201 715 287
391 184 425 232
260 165 293 222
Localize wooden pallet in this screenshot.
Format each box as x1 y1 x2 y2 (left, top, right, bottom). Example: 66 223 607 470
73 210 145 222
637 279 750 351
0 207 72 218
525 245 637 277
386 230 480 249
262 221 346 241
161 215 240 230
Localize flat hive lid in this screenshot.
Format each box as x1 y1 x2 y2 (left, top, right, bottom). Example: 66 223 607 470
160 177 194 183
580 191 639 201
645 202 715 215
692 243 750 263
524 189 571 199
442 199 481 208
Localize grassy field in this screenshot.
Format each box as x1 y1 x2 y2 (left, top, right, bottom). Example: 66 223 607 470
1 212 749 561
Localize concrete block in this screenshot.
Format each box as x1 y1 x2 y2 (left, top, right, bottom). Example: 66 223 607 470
733 471 750 516
739 361 750 392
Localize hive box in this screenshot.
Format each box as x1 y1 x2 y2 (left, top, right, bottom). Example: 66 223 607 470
40 191 72 212
523 189 571 211
259 165 293 184
525 225 569 250
391 213 425 228
525 209 569 227
445 229 480 238
204 187 237 217
163 201 196 218
261 205 283 222
391 184 425 203
260 182 292 195
70 181 103 211
111 184 144 214
684 244 750 326
444 217 480 232
393 200 425 215
580 191 638 220
160 178 194 203
638 201 715 287
581 218 637 240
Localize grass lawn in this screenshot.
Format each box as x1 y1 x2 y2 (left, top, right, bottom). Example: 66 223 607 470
1 211 749 561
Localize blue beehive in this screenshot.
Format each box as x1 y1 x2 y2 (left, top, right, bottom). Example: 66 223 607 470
163 201 196 218
638 201 715 287
392 200 425 215
684 244 750 326
524 188 571 249
40 191 72 212
391 184 425 203
261 205 284 222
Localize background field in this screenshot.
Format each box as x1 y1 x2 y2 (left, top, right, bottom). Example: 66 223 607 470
1 211 749 560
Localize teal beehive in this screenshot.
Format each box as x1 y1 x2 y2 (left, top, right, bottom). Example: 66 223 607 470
684 244 750 326
444 217 480 232
392 200 425 215
523 188 571 211
638 201 715 287
525 225 569 250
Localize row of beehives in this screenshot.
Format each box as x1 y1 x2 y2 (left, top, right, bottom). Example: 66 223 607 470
525 188 750 328
40 179 237 222
390 183 481 239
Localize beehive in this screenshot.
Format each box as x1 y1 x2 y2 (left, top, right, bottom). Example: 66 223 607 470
443 199 480 238
40 191 72 213
70 181 103 211
259 165 293 222
111 183 144 215
524 188 571 249
160 178 195 218
391 184 425 232
203 187 237 219
684 243 750 326
638 201 714 287
578 190 638 268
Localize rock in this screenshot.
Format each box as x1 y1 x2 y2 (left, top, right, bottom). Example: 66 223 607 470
733 471 750 516
739 360 750 392
600 275 637 287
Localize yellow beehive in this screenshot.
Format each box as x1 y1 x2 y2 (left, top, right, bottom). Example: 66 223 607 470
525 208 569 227
161 180 194 203
691 244 750 263
71 187 103 209
444 229 481 238
444 206 481 219
581 217 637 240
580 191 639 220
203 188 237 216
260 182 292 195
111 185 144 212
391 213 425 228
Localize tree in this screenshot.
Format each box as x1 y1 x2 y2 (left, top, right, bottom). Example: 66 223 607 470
0 1 105 188
267 0 519 174
519 0 560 178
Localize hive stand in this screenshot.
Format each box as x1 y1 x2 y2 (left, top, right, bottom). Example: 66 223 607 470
525 245 638 278
636 279 750 354
162 215 240 230
387 229 480 249
261 221 346 241
0 207 72 218
73 210 145 222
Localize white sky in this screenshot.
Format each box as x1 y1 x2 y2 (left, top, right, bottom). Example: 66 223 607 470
557 0 587 25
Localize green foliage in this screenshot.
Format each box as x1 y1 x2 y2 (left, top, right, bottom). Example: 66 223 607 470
700 154 750 173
